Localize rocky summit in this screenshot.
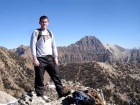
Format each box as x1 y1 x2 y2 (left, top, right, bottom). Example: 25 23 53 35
2 80 106 105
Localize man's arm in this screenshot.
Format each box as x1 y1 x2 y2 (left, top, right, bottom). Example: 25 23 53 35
53 56 58 66
51 32 59 65
33 56 40 66
30 30 40 66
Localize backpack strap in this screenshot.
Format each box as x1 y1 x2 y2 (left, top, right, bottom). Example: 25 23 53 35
47 29 52 38
36 28 52 42
36 28 53 51
36 28 42 41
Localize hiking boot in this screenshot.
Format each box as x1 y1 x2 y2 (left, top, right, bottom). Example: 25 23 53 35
59 90 71 98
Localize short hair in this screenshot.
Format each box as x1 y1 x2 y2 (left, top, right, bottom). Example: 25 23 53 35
39 15 49 23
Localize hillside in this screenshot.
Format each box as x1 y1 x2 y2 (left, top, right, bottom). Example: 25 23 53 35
59 62 140 104
0 47 34 98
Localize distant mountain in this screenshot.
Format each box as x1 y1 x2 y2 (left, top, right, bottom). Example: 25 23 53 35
9 36 140 64
58 36 109 63
57 36 140 63
9 45 32 62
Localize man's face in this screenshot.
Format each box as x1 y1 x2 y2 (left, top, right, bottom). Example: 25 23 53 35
39 18 49 30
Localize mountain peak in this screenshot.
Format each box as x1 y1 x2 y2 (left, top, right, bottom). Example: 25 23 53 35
75 36 102 46
81 36 98 41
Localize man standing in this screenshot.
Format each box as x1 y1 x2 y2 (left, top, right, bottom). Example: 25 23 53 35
30 15 70 101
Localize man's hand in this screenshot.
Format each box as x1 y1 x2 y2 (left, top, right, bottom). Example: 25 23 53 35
54 57 59 66
33 57 40 66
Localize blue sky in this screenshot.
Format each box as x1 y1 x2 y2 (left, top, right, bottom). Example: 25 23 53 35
0 0 140 49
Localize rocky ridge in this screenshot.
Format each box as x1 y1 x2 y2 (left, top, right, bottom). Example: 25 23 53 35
0 91 16 104
0 80 105 105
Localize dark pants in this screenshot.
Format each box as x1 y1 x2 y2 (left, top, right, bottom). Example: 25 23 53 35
34 55 63 96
